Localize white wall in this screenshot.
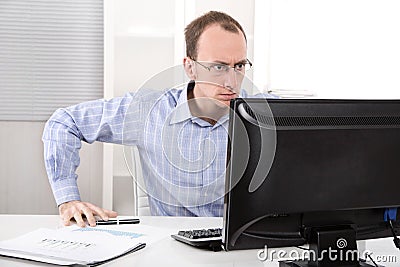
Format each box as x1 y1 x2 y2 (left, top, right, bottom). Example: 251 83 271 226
257 0 400 99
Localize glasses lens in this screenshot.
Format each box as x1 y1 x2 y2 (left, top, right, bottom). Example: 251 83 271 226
196 61 252 76
244 60 253 71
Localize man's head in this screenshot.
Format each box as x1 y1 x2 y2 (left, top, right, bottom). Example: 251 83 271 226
184 11 247 60
183 11 250 109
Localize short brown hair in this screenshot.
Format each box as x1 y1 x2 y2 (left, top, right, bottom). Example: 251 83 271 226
184 11 247 60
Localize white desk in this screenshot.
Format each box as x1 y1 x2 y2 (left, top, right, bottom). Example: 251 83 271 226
0 215 399 266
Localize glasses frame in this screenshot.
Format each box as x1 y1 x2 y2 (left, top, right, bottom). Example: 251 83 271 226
191 59 253 76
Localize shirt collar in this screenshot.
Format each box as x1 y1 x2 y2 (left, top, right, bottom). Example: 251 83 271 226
169 81 195 125
169 81 236 127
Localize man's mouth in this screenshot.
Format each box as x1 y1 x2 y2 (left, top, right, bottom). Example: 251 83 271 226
219 92 237 101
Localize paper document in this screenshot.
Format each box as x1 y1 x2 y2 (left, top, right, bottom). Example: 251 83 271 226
0 224 167 266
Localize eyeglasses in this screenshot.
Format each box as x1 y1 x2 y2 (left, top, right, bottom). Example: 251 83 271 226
192 59 253 76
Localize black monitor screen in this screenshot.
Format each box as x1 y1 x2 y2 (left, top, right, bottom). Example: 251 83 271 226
223 98 400 265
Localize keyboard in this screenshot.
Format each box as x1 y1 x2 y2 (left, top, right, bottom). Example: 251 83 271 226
171 228 223 251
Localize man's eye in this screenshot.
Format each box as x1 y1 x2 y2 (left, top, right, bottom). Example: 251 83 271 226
212 64 226 71
235 63 245 70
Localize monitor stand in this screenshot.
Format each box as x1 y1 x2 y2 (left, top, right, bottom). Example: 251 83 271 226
279 225 382 267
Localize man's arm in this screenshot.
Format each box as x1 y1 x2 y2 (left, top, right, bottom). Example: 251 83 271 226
42 92 141 227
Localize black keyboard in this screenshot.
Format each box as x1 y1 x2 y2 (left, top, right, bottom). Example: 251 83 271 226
171 228 223 251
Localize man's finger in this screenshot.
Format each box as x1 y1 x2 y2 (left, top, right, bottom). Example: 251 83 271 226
81 206 96 227
95 209 109 221
87 203 117 221
60 207 73 226
104 209 118 218
62 216 71 226
73 212 86 228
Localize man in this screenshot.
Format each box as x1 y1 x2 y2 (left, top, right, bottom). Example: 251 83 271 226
43 11 274 227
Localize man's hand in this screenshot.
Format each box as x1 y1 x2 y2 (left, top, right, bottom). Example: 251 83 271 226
59 200 118 227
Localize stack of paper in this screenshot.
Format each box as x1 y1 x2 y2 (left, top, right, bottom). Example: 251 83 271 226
267 89 316 98
0 224 165 266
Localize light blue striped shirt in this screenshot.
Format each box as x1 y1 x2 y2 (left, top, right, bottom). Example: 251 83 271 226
42 83 275 216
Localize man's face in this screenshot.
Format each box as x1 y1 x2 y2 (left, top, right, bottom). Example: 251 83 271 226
191 24 248 107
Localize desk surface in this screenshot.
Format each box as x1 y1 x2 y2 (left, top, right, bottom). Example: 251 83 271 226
1 215 399 267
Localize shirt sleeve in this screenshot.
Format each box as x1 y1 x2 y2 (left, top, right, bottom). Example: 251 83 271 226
42 92 142 206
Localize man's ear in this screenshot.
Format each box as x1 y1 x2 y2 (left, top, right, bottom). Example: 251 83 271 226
183 57 196 80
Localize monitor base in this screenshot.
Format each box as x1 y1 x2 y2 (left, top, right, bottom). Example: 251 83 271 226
279 225 384 267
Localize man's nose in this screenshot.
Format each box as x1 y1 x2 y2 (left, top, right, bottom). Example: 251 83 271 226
223 68 238 91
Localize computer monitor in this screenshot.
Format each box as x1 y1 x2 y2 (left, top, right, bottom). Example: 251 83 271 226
223 98 400 266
